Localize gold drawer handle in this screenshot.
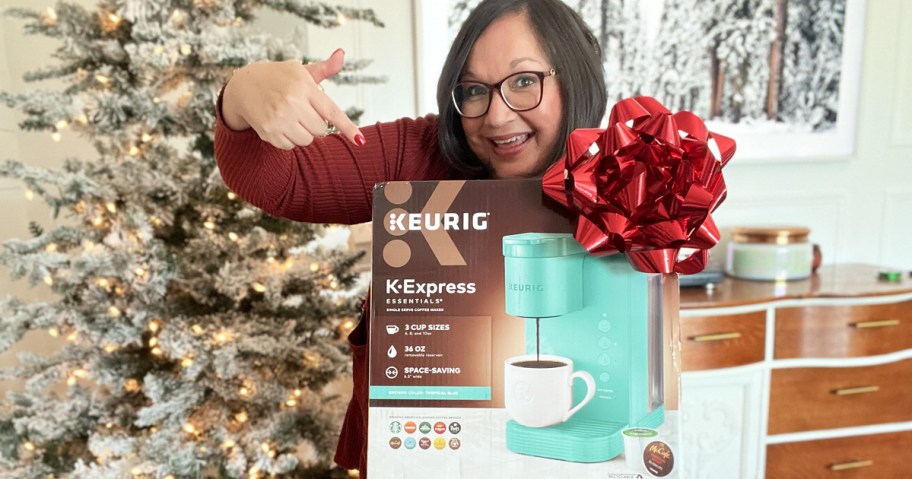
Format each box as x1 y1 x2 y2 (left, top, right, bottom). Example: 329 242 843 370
692 332 742 342
829 459 873 471
852 319 900 329
833 385 880 396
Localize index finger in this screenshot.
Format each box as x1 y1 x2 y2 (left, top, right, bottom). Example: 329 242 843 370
311 93 365 146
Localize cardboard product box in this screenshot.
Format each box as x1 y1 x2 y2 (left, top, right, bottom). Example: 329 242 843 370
368 178 682 478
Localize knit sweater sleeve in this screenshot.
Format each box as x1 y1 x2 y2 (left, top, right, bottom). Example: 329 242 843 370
213 90 456 225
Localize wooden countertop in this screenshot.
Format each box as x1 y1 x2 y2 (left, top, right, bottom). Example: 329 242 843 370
680 264 912 309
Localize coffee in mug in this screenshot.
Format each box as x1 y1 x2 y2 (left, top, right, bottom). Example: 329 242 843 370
512 360 566 369
504 354 595 428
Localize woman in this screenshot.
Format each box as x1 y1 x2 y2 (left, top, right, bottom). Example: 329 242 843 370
214 0 607 474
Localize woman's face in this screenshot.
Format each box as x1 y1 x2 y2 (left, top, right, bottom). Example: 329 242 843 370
460 12 563 179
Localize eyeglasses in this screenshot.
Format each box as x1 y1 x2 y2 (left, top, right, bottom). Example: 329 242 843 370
451 69 556 118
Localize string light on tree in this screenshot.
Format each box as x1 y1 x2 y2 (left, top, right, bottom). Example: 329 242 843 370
234 411 249 423
124 379 141 393
214 329 234 344
303 351 321 369
338 317 356 337
100 12 122 33
41 7 57 25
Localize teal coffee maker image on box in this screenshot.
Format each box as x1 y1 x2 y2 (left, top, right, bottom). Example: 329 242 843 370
502 232 665 463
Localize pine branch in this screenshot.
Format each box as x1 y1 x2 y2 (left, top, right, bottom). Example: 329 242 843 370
261 1 385 28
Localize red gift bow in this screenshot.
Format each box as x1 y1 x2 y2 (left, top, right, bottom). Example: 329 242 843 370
542 96 736 274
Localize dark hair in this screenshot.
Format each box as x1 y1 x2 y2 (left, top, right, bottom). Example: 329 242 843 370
436 0 607 179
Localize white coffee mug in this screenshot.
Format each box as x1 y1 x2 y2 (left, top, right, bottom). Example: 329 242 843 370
504 354 596 428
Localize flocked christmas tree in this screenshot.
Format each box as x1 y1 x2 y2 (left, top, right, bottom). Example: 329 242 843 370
0 1 384 477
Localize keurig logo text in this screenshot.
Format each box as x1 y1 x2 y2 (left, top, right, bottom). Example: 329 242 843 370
387 212 489 232
382 181 489 268
507 283 545 292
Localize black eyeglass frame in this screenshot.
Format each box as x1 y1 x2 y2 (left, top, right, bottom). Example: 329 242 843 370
451 69 557 119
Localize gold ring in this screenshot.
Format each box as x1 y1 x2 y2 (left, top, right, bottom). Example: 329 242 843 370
322 122 337 136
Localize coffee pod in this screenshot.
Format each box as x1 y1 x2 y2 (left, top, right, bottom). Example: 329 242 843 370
622 427 658 471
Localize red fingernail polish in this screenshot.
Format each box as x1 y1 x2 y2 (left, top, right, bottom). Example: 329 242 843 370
354 133 366 146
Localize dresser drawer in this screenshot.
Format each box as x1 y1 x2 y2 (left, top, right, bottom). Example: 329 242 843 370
681 310 766 371
766 431 912 479
775 300 912 359
768 359 912 434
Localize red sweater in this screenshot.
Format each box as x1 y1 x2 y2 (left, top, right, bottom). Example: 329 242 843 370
214 97 460 475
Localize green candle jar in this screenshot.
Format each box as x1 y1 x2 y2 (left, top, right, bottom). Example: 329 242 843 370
726 226 813 281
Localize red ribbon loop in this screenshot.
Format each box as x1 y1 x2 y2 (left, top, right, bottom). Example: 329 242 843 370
543 96 735 274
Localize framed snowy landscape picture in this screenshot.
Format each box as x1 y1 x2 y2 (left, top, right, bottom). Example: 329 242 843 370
416 0 867 162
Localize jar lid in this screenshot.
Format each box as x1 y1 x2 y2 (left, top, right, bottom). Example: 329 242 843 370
731 226 810 245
